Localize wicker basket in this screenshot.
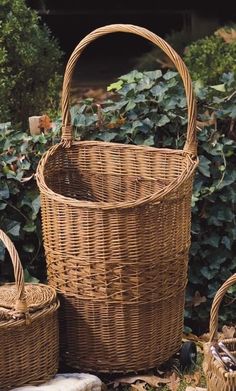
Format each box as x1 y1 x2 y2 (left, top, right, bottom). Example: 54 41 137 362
36 24 198 372
0 230 59 390
204 273 236 391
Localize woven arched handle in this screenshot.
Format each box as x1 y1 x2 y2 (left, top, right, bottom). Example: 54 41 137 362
61 24 197 156
0 229 28 315
209 273 236 342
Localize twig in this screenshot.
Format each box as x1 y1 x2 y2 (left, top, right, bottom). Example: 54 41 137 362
1 199 28 221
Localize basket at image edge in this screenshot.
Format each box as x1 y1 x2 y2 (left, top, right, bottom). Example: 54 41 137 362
0 230 60 390
203 273 236 391
36 24 198 372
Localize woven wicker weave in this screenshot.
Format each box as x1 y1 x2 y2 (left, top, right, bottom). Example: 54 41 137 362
204 273 236 391
0 230 59 390
36 24 198 372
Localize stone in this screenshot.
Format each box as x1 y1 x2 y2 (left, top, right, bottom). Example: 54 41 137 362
11 373 103 391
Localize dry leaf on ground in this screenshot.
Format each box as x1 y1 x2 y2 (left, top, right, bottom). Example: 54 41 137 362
184 371 201 386
131 383 146 391
192 291 207 307
222 325 235 339
198 333 210 343
111 374 169 388
186 387 207 391
136 375 170 387
168 372 180 391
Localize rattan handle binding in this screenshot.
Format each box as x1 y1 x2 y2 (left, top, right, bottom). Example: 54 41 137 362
61 24 197 156
0 229 28 316
209 273 236 342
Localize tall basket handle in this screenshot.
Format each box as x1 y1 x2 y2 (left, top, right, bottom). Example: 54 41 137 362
61 24 197 156
209 273 236 342
0 229 28 316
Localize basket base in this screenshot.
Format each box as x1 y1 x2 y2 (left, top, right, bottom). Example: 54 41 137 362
58 291 185 372
0 309 58 390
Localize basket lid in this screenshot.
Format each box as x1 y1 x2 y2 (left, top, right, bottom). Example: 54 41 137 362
0 230 57 324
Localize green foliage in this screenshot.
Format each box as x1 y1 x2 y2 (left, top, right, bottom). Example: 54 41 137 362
0 123 59 281
0 0 63 127
179 74 235 329
136 25 236 91
184 28 236 86
71 69 236 329
71 69 187 148
136 27 216 71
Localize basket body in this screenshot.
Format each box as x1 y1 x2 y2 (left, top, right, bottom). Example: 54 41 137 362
0 304 59 390
204 340 236 391
37 23 198 372
37 141 196 371
0 230 60 390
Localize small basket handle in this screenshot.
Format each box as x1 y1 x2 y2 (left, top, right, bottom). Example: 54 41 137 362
0 229 28 316
209 273 236 342
61 24 197 156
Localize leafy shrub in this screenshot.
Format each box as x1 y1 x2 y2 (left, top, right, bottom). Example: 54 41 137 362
136 27 217 71
0 0 63 127
136 30 194 70
136 25 236 89
1 68 235 330
184 26 236 86
0 123 59 281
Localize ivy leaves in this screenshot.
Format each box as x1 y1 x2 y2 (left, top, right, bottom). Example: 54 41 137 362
0 123 59 280
71 69 187 148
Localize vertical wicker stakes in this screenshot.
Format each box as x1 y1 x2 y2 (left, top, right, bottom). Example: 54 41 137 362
0 230 59 390
204 274 236 391
36 24 198 372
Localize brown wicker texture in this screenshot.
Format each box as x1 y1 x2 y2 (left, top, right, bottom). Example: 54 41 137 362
36 24 198 372
0 230 60 390
203 273 236 391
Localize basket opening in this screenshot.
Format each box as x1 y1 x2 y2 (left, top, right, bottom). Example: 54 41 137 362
43 143 188 203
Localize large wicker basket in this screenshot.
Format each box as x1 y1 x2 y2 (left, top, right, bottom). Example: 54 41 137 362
36 24 198 372
203 273 236 391
0 230 59 390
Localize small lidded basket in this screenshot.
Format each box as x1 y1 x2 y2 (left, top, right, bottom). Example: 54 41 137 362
0 229 59 390
203 273 236 391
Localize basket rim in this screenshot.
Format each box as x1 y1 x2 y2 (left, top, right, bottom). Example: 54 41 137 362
36 141 198 210
0 299 59 328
